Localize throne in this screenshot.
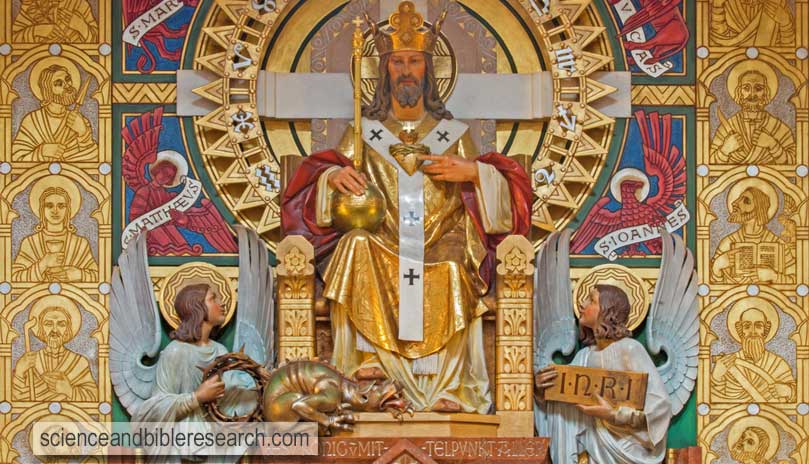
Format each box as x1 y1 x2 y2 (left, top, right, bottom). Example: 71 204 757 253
274 156 536 438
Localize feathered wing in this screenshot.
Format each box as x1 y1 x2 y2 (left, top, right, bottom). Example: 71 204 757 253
570 197 622 253
638 110 687 214
615 0 681 35
121 108 163 191
109 233 162 416
183 200 238 253
233 226 275 368
645 230 699 415
533 230 578 371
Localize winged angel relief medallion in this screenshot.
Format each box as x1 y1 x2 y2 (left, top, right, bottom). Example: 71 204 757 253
572 111 688 259
533 230 699 463
121 108 237 255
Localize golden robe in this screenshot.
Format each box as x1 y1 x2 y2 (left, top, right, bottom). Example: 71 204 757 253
13 230 99 282
710 111 796 164
12 0 98 42
710 0 794 46
712 227 795 284
711 350 796 402
13 107 98 162
13 349 97 401
317 116 514 412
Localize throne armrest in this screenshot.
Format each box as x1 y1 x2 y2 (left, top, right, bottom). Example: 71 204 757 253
276 235 317 362
494 235 535 437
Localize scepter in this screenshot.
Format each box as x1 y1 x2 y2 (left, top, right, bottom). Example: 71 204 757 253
352 17 364 170
328 16 386 232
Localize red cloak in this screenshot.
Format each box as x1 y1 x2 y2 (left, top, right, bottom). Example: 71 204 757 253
281 149 532 286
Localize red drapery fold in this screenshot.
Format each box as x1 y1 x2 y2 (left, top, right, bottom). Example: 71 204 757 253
281 150 532 283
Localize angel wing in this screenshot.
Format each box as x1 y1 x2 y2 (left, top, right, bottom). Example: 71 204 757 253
638 110 687 214
570 197 622 253
121 107 163 191
645 230 699 415
533 229 578 371
183 200 238 253
232 226 275 368
109 233 162 416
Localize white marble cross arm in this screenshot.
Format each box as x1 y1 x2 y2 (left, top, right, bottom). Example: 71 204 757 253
176 70 631 120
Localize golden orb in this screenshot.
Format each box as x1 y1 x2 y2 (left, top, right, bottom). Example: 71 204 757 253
331 184 386 232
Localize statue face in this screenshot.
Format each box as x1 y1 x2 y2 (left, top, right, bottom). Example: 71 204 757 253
579 288 600 329
205 288 226 326
41 309 69 348
739 309 768 339
43 193 69 228
388 51 426 108
737 73 768 110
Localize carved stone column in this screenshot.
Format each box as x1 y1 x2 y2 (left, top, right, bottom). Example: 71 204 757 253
494 235 535 437
276 236 316 362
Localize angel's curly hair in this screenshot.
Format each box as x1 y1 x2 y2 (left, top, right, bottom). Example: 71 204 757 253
170 283 212 343
580 284 632 346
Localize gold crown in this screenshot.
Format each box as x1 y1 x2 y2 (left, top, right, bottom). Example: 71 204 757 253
369 1 446 55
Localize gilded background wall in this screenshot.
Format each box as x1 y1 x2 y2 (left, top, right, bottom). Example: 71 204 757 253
0 0 806 462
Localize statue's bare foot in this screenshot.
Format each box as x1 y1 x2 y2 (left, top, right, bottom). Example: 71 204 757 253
355 367 386 380
431 399 462 412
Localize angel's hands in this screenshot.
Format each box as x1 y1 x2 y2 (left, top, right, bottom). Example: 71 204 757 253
195 374 225 404
576 394 615 421
533 365 558 404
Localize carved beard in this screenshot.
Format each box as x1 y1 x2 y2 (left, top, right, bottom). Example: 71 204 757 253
48 85 78 106
730 446 765 464
728 208 757 224
47 331 64 352
394 76 423 108
740 97 765 113
742 335 766 362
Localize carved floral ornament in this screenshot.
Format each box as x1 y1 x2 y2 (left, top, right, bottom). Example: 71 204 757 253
283 247 307 274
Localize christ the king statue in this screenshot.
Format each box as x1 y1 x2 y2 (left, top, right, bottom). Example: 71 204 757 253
281 1 532 414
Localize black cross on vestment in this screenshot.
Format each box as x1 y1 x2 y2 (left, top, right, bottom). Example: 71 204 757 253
437 130 450 142
403 268 420 285
370 129 383 141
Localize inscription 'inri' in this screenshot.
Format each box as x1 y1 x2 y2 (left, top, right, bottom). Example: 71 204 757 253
544 365 648 410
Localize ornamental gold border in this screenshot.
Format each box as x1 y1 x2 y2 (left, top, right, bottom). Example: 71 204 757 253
188 0 617 251
694 0 809 459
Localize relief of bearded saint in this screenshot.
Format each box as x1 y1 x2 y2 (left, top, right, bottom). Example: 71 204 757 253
727 418 781 464
281 1 531 413
13 59 98 162
710 61 795 165
13 295 97 401
711 180 795 284
711 299 796 403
